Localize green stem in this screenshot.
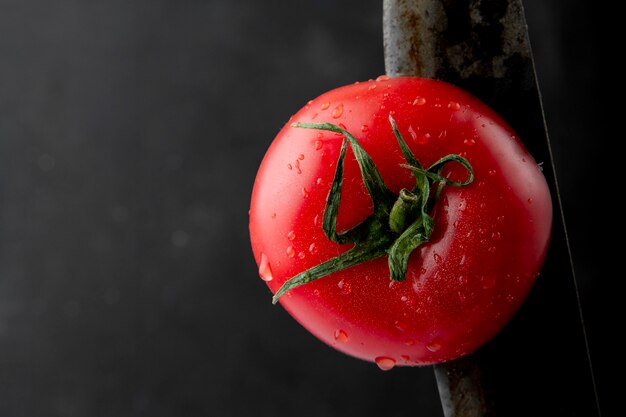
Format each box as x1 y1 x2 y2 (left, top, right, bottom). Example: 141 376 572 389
272 116 474 303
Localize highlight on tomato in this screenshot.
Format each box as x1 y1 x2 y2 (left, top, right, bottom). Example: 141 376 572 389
249 76 552 369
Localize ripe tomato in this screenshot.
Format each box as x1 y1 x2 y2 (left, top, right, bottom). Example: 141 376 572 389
249 76 552 368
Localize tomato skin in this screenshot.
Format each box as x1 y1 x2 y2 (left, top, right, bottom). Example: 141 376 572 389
249 77 552 367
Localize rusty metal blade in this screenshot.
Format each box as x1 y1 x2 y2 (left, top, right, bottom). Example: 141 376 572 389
383 1 600 416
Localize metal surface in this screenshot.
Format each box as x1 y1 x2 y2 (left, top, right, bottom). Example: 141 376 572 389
383 1 600 416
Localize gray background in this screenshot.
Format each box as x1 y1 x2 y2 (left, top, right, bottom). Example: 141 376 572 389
0 0 606 416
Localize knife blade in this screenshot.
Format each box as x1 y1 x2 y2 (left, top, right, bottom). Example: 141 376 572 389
382 1 601 416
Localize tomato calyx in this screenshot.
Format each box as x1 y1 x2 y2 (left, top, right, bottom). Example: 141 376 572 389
271 116 474 304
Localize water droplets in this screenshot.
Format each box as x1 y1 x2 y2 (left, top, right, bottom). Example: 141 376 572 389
375 357 396 371
308 243 318 254
331 104 344 119
337 279 352 295
488 169 497 176
287 230 296 241
376 75 390 81
258 253 273 282
286 246 295 258
320 102 330 110
426 337 443 352
463 138 476 146
334 329 349 343
491 231 501 241
394 319 407 332
448 101 461 111
482 274 496 289
412 96 426 106
408 125 418 142
361 124 369 133
314 140 323 150
433 253 442 264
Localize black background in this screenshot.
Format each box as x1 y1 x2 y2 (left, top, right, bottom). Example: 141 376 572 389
0 1 607 416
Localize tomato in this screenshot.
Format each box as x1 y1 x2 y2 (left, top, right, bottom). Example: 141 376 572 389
249 76 552 368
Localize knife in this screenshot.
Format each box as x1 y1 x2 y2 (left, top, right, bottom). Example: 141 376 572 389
382 1 601 415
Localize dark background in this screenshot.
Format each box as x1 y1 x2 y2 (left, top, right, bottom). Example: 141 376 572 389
0 0 606 416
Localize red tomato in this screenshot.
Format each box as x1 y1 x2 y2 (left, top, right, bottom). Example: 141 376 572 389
249 76 552 368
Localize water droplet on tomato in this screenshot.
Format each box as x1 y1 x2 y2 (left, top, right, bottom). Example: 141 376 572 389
337 279 352 295
287 163 292 170
286 246 295 258
448 101 461 111
375 357 396 371
487 246 497 253
458 275 467 284
412 96 426 106
368 84 377 91
426 337 443 352
334 329 349 342
404 339 415 346
438 130 447 140
361 124 369 132
321 102 330 110
527 197 533 204
298 154 305 160
294 159 301 174
418 133 431 144
464 138 476 146
491 232 501 240
376 75 390 81
457 291 467 302
314 140 323 150
488 169 497 176
394 319 409 332
401 355 411 362
482 274 496 289
433 253 442 264
258 253 273 281
497 215 505 222
309 243 318 254
302 187 309 198
316 177 323 185
313 214 319 227
408 125 418 142
298 251 305 260
287 231 296 241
